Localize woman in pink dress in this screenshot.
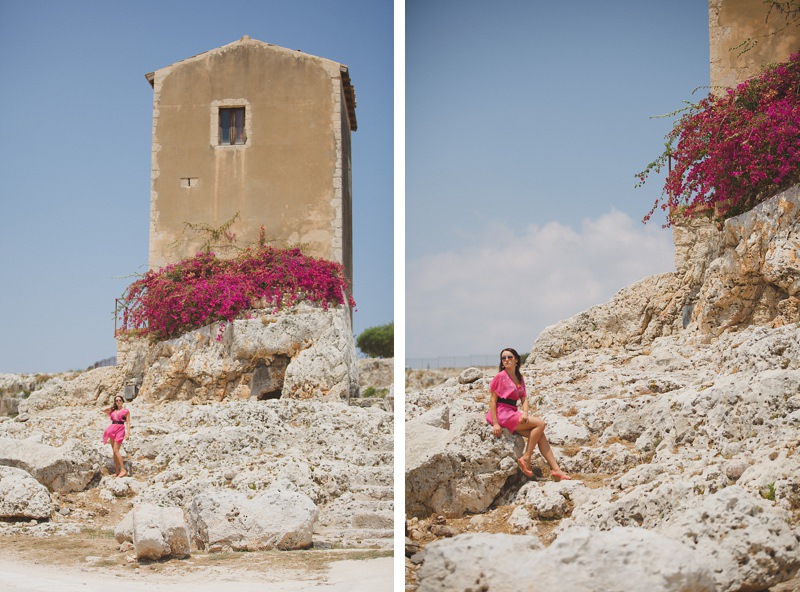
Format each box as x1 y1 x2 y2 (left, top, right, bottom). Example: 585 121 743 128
486 347 570 480
102 395 130 477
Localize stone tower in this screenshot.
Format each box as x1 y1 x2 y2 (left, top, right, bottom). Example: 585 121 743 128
709 0 800 89
145 36 356 284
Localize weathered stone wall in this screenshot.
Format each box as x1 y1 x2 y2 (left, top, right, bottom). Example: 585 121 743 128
357 358 393 390
709 0 800 90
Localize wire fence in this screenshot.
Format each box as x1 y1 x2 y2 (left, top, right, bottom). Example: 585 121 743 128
405 355 497 370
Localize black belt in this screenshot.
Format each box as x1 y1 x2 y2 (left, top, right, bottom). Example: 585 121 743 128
112 420 125 425
497 397 517 407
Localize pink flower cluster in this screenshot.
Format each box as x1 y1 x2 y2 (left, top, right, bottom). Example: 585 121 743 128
641 50 800 225
118 247 354 341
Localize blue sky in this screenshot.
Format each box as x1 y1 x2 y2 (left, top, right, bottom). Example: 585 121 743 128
405 0 711 364
0 0 393 373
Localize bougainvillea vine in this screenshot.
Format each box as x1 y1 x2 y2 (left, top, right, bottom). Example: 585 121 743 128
638 50 800 226
117 246 354 342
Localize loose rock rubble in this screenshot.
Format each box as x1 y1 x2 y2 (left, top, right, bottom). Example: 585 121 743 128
0 310 393 565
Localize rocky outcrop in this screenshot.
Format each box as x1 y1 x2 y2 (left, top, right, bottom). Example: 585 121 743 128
418 529 715 592
187 486 318 551
658 486 800 592
0 436 101 493
116 302 358 402
0 374 50 417
406 395 522 517
407 189 800 591
16 367 120 416
0 465 52 520
691 186 800 334
530 186 800 362
1 394 393 551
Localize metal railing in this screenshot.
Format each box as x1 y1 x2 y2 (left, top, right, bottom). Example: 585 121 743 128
405 355 497 370
114 298 145 336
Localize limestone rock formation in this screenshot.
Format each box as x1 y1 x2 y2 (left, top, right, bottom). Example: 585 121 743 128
0 465 52 520
0 436 101 493
187 486 318 551
406 400 522 517
116 302 358 403
130 503 191 561
658 486 800 592
406 187 800 590
1 388 392 552
691 186 800 334
418 529 715 592
529 185 800 362
0 374 49 416
16 367 120 415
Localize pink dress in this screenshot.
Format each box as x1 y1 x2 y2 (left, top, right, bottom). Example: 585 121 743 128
485 371 526 432
103 409 129 444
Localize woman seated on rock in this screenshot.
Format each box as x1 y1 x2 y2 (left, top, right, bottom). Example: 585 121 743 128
486 347 571 480
102 395 130 478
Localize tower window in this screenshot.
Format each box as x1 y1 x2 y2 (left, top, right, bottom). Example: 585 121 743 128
219 107 246 145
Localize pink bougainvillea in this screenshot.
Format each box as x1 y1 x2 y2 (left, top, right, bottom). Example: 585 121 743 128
639 50 800 225
117 246 354 341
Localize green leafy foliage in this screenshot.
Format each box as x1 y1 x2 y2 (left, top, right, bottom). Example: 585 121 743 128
356 322 394 358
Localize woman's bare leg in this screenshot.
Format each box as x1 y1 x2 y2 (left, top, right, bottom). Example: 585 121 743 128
111 440 125 477
110 441 120 476
537 433 570 479
536 432 560 471
516 417 545 463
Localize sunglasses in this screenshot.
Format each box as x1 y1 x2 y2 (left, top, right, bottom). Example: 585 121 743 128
501 355 515 360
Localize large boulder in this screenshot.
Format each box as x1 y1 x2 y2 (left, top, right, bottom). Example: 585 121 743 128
418 528 714 592
117 302 358 402
405 410 521 517
0 374 45 417
0 436 101 492
417 532 544 592
16 367 121 415
657 486 800 592
129 503 191 561
187 485 319 552
529 272 685 361
0 465 52 520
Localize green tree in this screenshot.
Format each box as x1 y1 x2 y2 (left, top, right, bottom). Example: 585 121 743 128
357 322 394 358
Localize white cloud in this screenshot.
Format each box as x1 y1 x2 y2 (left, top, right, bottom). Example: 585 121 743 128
406 210 674 363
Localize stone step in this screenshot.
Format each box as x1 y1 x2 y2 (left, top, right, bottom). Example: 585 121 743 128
348 465 393 487
313 527 393 550
349 483 393 501
318 510 393 531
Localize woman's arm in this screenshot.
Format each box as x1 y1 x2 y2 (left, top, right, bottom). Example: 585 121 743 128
520 378 531 418
489 391 502 437
124 413 131 441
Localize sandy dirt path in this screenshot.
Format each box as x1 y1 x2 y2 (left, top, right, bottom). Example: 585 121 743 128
0 555 393 592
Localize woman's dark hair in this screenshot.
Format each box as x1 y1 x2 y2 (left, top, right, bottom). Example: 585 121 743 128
499 347 523 384
113 396 124 411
